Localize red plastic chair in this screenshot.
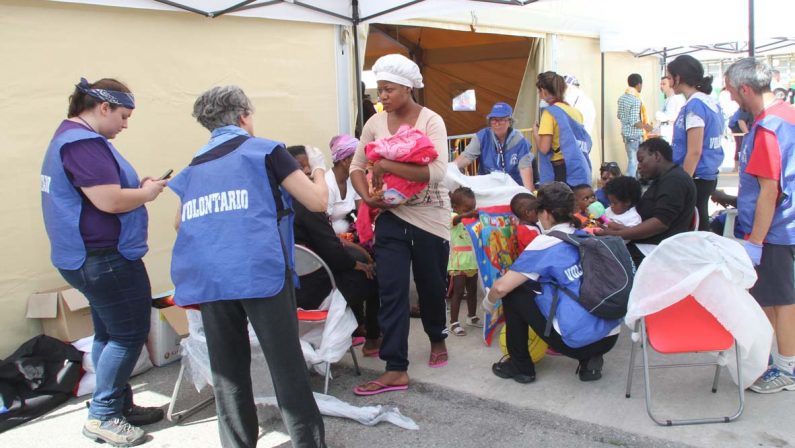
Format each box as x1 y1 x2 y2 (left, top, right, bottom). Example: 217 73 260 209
625 295 744 426
294 245 360 394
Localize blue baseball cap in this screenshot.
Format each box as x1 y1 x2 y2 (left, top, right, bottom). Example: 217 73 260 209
487 102 513 119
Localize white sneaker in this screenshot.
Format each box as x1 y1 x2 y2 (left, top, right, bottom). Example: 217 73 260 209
749 366 795 394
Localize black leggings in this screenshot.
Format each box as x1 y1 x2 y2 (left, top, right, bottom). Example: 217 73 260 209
502 283 618 374
694 178 718 231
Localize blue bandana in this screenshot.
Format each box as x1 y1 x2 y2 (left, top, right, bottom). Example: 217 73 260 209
76 77 135 109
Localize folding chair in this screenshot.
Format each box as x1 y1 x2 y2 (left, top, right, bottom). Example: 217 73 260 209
625 295 744 426
294 244 361 394
167 361 215 423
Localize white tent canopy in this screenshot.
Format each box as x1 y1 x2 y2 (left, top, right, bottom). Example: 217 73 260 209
51 0 793 55
464 0 794 54
49 0 535 25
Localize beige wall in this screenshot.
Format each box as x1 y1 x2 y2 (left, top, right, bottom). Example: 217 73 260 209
549 35 661 182
602 53 662 174
0 0 339 357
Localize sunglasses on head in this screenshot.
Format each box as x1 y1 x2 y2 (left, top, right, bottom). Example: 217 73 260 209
600 162 619 170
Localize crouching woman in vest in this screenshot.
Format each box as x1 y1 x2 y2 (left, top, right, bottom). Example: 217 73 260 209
169 86 328 448
482 182 621 384
41 78 167 446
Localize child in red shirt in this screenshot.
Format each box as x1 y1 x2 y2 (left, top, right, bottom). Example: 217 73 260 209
510 193 541 251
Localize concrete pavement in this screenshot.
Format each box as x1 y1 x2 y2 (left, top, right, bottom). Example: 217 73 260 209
1 314 791 447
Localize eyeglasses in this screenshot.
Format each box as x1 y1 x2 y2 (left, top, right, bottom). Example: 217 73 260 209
600 162 619 170
489 117 510 123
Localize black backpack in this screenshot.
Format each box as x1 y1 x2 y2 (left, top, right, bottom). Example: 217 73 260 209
542 231 635 336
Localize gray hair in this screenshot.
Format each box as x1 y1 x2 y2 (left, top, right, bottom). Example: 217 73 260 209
724 58 772 94
192 85 254 131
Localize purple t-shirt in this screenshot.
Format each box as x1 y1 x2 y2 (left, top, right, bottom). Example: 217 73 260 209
57 120 122 249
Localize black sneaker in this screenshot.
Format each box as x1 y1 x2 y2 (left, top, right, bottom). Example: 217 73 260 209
83 417 146 447
124 405 165 426
492 356 536 384
577 355 604 382
86 402 164 426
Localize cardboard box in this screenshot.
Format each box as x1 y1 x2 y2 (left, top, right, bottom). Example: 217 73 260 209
146 304 189 367
27 286 94 342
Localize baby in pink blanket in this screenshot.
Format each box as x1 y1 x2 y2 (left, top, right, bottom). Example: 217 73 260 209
364 124 438 204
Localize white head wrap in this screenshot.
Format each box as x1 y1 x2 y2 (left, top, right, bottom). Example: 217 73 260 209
372 54 424 89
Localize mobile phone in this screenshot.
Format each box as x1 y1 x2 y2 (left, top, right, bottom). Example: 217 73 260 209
157 169 174 181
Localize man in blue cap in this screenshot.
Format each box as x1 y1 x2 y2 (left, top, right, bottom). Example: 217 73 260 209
455 102 534 190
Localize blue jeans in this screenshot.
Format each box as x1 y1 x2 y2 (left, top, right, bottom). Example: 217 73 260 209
623 136 640 177
59 251 151 421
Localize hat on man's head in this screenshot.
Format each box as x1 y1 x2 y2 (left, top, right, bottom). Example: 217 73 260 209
372 54 424 89
487 102 513 119
563 74 580 87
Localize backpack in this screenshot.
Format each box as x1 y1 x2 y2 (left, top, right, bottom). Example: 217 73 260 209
542 231 635 336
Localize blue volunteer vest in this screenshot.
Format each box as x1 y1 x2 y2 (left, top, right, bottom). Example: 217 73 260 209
41 127 148 270
737 111 795 245
476 128 531 185
169 137 295 306
672 95 725 180
538 105 593 186
510 236 620 348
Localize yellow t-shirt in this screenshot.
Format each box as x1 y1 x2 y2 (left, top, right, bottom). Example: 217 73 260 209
538 102 584 161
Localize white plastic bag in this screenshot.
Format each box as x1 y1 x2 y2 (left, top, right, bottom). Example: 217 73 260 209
179 308 417 429
299 289 358 375
72 335 154 397
443 163 530 207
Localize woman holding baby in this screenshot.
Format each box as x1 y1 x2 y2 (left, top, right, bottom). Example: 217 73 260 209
349 54 451 395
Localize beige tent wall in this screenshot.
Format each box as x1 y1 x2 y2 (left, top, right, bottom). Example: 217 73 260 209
0 0 338 357
548 35 660 182
549 34 603 180
602 53 662 174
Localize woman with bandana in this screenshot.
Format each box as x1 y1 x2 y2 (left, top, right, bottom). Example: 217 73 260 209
350 54 451 396
40 78 167 446
325 134 361 235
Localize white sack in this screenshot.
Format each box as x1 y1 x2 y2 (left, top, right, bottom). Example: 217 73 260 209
625 232 773 388
443 163 530 207
179 308 416 429
299 289 358 375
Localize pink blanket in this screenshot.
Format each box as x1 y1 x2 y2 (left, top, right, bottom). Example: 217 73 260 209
357 125 438 244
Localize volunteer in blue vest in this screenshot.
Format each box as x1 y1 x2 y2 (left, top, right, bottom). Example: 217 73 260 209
454 102 535 190
482 182 621 384
40 77 167 446
719 58 795 393
169 85 328 448
532 71 593 187
667 55 725 231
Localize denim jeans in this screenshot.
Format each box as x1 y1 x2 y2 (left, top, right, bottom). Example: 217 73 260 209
59 251 151 421
623 136 641 178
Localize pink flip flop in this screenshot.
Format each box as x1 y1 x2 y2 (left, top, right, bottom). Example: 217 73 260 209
353 381 409 396
428 351 448 368
362 348 380 358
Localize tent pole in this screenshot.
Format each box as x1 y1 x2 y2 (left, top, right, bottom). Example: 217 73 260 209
353 0 364 136
600 52 605 163
748 0 755 57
